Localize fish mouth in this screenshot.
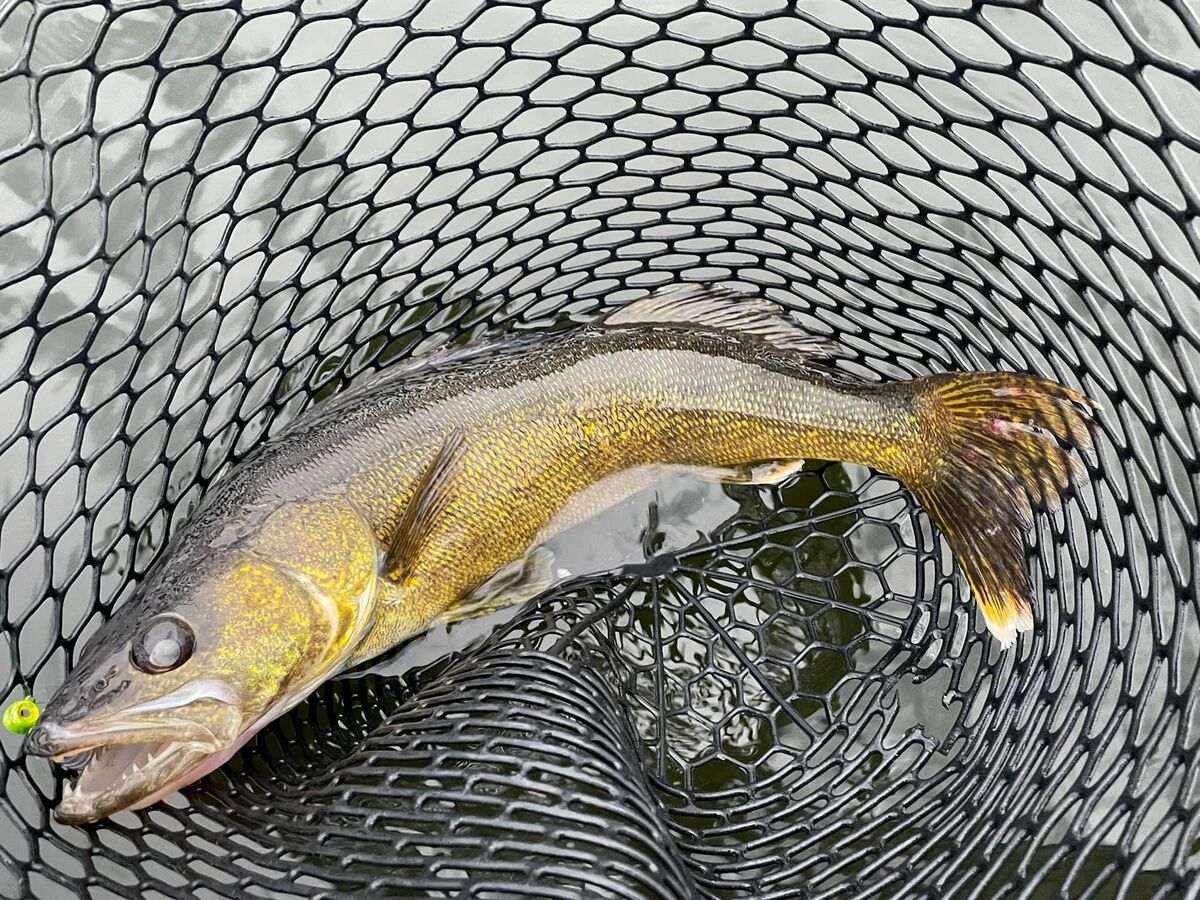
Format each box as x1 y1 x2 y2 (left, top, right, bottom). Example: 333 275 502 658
52 738 215 824
26 685 244 825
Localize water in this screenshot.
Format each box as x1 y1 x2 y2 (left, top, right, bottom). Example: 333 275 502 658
1 0 1197 896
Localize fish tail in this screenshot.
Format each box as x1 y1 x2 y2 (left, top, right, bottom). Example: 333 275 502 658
909 372 1098 647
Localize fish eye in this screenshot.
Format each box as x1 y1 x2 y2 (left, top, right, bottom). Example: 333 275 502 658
131 615 195 675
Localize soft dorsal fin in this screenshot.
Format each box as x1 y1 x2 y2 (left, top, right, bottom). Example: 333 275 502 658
601 284 838 355
385 426 467 581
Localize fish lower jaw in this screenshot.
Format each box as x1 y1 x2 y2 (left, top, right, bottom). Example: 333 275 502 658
53 740 209 823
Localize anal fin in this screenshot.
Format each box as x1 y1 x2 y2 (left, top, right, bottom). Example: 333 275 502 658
744 458 809 485
716 459 809 486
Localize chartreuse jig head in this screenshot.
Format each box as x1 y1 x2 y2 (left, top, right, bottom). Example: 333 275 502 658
3 696 40 735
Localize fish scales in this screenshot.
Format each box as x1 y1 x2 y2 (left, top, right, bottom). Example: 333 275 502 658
358 344 884 651
23 286 1096 823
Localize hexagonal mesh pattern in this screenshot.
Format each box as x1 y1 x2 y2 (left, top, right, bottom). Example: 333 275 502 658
0 1 1198 897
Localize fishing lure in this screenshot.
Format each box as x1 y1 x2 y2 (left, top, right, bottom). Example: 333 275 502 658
4 697 40 735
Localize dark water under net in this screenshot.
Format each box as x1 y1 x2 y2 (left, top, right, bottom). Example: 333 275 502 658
0 0 1199 897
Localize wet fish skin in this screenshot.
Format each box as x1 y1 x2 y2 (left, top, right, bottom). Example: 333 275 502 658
339 325 925 662
23 285 1095 822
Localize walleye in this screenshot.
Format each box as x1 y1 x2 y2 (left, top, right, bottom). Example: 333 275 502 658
24 285 1095 823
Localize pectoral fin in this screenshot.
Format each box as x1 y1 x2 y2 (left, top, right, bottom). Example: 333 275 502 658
384 426 467 581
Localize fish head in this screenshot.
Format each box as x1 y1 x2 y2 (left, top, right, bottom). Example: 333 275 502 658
23 525 373 824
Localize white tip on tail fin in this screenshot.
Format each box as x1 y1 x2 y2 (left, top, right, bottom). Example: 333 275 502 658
602 283 839 356
979 592 1035 649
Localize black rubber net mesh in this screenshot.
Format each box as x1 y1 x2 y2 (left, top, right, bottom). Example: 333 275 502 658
0 1 1198 898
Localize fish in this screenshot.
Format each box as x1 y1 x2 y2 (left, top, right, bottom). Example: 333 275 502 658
22 285 1097 823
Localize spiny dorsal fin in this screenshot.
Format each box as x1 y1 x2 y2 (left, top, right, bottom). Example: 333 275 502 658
385 426 467 581
601 284 838 355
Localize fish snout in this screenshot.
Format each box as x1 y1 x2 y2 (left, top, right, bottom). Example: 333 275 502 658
24 718 82 758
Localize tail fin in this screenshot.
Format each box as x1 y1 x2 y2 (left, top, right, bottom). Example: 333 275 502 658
911 372 1097 647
